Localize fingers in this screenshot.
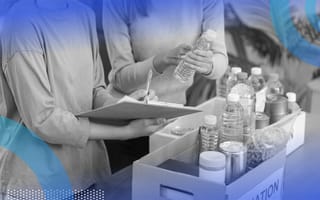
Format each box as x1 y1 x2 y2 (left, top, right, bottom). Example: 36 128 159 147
185 63 208 74
142 118 167 126
130 89 147 100
182 50 214 74
193 49 214 58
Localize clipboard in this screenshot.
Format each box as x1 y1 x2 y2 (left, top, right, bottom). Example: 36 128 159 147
77 96 201 120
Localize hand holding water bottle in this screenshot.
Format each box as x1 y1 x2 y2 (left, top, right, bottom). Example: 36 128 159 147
153 44 192 74
183 49 215 75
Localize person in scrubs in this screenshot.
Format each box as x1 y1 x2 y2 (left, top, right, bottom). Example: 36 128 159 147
103 0 228 169
0 0 167 199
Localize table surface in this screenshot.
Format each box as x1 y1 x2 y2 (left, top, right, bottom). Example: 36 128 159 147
101 114 320 200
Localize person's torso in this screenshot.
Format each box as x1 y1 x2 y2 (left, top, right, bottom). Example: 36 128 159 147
128 0 205 104
0 1 110 194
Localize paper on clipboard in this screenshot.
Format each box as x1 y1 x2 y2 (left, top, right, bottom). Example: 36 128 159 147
77 96 201 120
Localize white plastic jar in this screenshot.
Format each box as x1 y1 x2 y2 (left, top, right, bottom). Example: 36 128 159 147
199 151 226 184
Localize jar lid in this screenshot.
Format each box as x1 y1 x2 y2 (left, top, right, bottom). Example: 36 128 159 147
199 151 226 170
231 67 242 74
219 141 246 154
227 93 240 102
251 67 262 75
204 115 217 126
286 92 296 102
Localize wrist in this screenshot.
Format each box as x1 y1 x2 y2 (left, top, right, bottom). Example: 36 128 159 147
153 55 166 74
122 125 134 140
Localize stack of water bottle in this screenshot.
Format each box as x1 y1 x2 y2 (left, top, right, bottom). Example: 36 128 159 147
199 66 300 185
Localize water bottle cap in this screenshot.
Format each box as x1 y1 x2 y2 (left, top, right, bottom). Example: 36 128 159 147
251 67 262 75
286 92 296 102
231 67 242 74
268 73 279 81
227 93 240 102
203 29 217 41
199 151 226 170
204 115 217 126
237 72 248 80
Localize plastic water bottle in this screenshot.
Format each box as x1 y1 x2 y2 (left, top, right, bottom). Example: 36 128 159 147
249 67 265 92
266 73 284 101
249 67 266 112
216 66 231 98
174 30 217 83
220 94 244 144
200 115 219 152
226 67 242 95
286 92 300 113
230 72 256 137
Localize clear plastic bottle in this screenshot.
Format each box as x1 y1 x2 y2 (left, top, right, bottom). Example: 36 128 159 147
226 67 242 95
286 92 300 113
249 67 265 92
220 94 244 144
200 115 219 152
266 73 284 101
230 72 256 137
216 66 231 98
174 30 217 83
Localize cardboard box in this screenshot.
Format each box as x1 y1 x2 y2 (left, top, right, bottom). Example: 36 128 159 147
150 97 306 156
134 131 286 200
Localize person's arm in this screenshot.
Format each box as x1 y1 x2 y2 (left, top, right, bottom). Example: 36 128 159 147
202 0 228 79
103 0 190 94
183 0 228 79
103 0 158 94
4 51 91 148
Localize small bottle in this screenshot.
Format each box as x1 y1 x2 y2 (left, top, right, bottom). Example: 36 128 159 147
220 94 244 144
231 72 256 137
226 67 242 95
200 115 219 152
266 73 284 101
249 67 265 92
199 151 226 184
174 30 217 83
249 67 267 112
216 66 231 98
286 92 300 113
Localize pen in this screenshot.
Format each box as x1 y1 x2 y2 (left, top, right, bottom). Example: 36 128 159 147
144 69 153 104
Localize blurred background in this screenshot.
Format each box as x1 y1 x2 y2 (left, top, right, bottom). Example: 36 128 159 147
1 0 320 112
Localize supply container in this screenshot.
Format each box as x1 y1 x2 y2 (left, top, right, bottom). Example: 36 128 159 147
286 92 300 113
219 141 247 184
133 130 286 200
266 73 284 101
150 97 305 156
199 151 226 184
249 67 266 92
230 72 256 136
226 67 242 94
199 115 219 152
220 94 244 144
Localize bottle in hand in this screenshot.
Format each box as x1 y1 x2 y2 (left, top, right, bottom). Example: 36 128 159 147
174 30 217 83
